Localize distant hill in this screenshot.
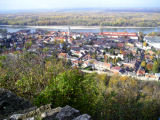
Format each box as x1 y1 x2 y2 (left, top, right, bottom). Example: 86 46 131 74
0 8 160 14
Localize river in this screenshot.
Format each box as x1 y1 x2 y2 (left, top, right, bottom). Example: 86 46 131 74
0 25 160 33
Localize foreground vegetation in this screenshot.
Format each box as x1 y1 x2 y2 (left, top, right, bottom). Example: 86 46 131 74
0 12 160 27
0 52 160 120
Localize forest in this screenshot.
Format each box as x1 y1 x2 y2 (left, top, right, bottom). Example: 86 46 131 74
0 12 160 27
0 51 160 120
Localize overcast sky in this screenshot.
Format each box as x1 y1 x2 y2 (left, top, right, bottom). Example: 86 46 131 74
0 0 159 10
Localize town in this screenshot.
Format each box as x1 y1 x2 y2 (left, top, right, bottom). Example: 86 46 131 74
0 28 160 81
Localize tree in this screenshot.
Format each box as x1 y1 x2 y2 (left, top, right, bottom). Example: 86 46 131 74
150 55 154 60
139 32 144 42
152 61 159 73
141 61 146 68
143 42 147 47
34 70 103 116
62 42 68 53
146 63 153 72
148 32 157 36
0 29 7 34
108 75 138 99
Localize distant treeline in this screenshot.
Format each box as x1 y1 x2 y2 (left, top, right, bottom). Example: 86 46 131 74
0 12 160 27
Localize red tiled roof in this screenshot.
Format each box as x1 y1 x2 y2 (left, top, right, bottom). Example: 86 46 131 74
75 51 81 54
117 43 124 48
55 37 65 40
137 70 145 75
99 32 137 37
112 66 121 70
58 53 67 57
104 63 112 67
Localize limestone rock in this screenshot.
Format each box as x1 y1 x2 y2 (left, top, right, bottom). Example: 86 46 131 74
43 107 62 120
0 88 33 119
73 114 92 120
0 89 92 120
10 114 23 120
55 105 80 120
24 117 34 120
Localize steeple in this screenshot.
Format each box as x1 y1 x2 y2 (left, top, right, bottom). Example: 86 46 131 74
68 26 70 36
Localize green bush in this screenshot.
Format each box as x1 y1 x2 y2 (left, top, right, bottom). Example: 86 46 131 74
34 70 103 117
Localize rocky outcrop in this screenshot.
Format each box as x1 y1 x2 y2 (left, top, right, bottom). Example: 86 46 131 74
0 88 34 119
0 89 91 120
9 105 91 120
73 114 92 120
55 105 80 120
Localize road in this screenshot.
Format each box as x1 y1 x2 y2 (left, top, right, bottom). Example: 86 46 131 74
81 69 159 82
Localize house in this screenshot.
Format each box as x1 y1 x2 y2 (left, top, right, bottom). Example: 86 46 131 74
145 55 150 59
111 66 121 73
145 74 156 78
72 60 79 66
58 53 68 59
0 33 3 39
105 53 124 60
137 69 145 76
55 37 67 42
93 61 112 71
83 54 92 60
71 50 83 57
147 50 155 55
71 60 83 67
155 73 160 80
117 54 124 60
73 34 81 40
126 43 134 48
123 61 136 68
136 42 143 49
82 61 92 68
144 36 160 50
117 43 125 48
99 32 138 40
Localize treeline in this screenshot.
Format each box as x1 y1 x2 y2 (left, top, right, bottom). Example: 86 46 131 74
0 12 160 27
0 52 160 120
0 29 7 34
147 32 160 36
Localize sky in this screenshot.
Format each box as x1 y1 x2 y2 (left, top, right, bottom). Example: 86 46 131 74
0 0 160 10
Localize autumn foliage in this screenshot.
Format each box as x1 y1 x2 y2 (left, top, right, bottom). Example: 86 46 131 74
0 52 160 120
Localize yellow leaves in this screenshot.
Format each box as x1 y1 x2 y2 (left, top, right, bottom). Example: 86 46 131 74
109 75 138 90
89 60 95 64
54 39 58 44
143 86 154 93
120 76 129 81
120 49 123 54
156 50 160 55
148 32 157 36
146 63 153 71
141 61 146 67
16 79 23 88
150 55 154 60
143 42 147 47
45 61 52 69
38 35 42 39
96 74 108 91
96 74 107 81
60 39 64 44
